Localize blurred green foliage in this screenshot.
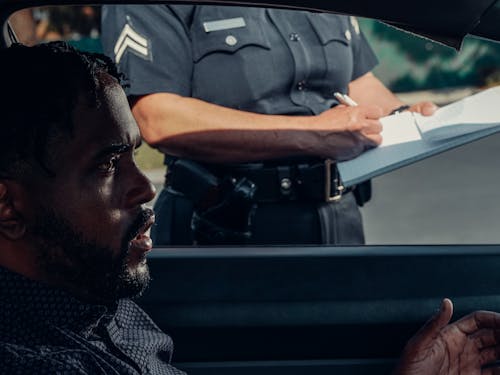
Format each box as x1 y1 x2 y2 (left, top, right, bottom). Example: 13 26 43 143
361 19 500 91
135 142 164 170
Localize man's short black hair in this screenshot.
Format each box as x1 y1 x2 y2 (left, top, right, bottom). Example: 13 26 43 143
0 41 124 177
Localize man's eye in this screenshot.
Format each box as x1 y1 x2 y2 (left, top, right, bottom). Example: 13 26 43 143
98 156 119 173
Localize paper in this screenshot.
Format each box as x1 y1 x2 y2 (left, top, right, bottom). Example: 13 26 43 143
379 111 422 147
416 86 500 142
337 86 500 187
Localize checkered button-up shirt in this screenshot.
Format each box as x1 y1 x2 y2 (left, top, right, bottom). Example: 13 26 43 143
0 266 186 374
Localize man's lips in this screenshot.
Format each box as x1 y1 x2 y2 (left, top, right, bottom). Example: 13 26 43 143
129 214 155 254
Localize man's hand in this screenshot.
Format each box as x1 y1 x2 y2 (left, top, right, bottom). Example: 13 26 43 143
394 298 500 375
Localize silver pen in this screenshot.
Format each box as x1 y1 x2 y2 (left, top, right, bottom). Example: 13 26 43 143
334 92 358 107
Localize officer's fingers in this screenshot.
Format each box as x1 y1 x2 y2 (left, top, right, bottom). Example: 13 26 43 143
349 119 382 134
409 101 438 116
358 129 382 146
361 105 384 119
363 133 382 146
361 119 383 135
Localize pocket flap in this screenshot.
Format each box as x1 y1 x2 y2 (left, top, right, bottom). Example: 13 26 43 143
192 13 271 62
307 13 350 46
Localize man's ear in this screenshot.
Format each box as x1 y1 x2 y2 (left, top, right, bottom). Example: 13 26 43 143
0 182 26 240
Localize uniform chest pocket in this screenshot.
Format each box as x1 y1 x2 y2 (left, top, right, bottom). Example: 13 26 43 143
192 16 271 62
190 10 276 107
306 13 354 89
306 13 351 47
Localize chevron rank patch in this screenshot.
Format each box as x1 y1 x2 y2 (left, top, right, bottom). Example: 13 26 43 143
114 23 151 64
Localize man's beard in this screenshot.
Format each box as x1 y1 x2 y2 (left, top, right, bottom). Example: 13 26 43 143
30 207 154 303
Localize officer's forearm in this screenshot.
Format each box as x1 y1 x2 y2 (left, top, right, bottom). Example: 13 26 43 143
349 72 404 114
132 93 341 163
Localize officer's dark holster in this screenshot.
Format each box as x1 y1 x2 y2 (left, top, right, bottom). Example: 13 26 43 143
167 159 371 244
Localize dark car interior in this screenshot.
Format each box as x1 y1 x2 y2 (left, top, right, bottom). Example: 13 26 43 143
3 0 500 374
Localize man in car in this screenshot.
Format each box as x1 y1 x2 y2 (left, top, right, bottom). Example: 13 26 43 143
0 42 498 374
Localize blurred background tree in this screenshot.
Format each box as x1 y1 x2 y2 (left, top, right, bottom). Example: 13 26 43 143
360 18 500 91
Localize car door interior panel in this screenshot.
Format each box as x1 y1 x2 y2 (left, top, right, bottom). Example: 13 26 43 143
139 246 500 374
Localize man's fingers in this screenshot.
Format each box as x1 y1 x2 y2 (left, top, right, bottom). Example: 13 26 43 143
455 310 500 335
432 298 454 330
470 329 500 349
482 365 500 375
479 345 500 366
0 184 6 199
412 299 453 346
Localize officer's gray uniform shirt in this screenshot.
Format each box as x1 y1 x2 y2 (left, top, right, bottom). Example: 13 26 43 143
101 5 378 245
101 5 378 115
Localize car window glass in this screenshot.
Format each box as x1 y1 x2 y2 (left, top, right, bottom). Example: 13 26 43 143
7 5 500 245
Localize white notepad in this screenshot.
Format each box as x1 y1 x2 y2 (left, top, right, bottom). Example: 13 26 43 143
337 86 500 187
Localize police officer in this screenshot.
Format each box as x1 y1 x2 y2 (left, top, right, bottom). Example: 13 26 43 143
101 5 436 246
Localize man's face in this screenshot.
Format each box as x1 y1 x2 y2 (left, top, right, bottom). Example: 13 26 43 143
22 76 156 303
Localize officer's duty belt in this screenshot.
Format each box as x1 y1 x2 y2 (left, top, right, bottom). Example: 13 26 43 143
213 159 352 203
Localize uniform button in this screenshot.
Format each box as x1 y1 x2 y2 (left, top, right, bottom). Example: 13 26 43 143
280 178 292 190
225 35 238 46
297 80 307 91
289 33 300 41
344 29 352 41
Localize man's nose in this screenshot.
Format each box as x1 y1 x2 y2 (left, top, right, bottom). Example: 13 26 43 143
125 168 157 208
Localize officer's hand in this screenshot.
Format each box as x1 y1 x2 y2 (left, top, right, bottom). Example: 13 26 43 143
315 104 383 161
408 101 438 116
393 298 500 375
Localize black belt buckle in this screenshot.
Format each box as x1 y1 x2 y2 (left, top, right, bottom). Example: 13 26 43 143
324 159 345 202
